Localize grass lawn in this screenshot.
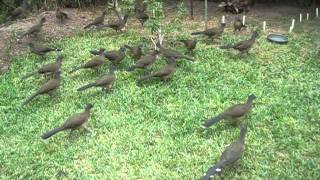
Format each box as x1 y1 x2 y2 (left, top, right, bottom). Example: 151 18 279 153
1 16 320 179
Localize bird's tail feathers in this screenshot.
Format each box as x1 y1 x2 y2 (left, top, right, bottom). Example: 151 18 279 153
201 114 225 128
191 31 204 35
22 92 38 106
219 44 235 49
41 126 64 139
21 72 37 80
77 83 96 91
200 161 224 180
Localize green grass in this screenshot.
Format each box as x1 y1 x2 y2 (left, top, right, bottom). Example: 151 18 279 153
1 19 320 179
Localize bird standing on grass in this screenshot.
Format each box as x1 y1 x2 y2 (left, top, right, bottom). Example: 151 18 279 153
84 11 106 29
202 94 256 128
127 50 159 71
77 64 116 92
201 125 248 180
105 47 126 65
22 71 61 106
97 14 129 32
70 49 105 73
21 55 63 80
179 38 197 54
234 16 246 32
219 31 259 54
28 42 62 57
124 44 143 62
20 17 46 38
191 23 226 40
137 58 177 84
41 103 94 139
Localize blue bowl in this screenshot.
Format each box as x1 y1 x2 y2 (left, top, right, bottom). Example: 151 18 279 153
267 34 288 44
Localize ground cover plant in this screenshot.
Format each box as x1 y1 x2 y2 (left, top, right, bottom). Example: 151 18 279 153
1 3 320 179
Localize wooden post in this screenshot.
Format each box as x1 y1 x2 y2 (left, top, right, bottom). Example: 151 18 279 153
205 0 208 30
242 16 246 25
299 13 302 22
316 8 319 17
190 0 194 20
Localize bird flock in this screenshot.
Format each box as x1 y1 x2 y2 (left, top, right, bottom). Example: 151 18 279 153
7 0 260 179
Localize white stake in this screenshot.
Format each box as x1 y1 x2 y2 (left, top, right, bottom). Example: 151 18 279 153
292 19 295 29
242 16 246 25
263 21 266 32
222 16 225 23
299 13 302 22
307 13 309 20
317 8 319 17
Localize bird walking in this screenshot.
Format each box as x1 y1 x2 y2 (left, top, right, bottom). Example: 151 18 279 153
28 42 62 57
70 49 105 73
179 38 197 53
234 16 246 32
22 55 63 80
156 42 195 62
56 8 69 23
124 44 143 62
191 23 226 40
84 11 106 29
105 46 126 65
97 14 129 32
127 50 159 71
41 103 94 139
22 71 61 106
6 0 28 21
77 64 116 92
137 58 177 84
202 94 256 128
20 17 46 38
201 125 248 179
219 31 259 54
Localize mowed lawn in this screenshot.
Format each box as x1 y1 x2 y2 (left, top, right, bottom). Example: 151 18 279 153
0 17 319 179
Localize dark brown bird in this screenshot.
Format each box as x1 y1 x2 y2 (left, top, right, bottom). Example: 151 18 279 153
6 0 28 21
28 42 62 57
124 44 143 62
41 103 94 139
84 11 106 29
56 8 69 23
134 0 147 13
135 11 149 26
105 47 126 65
20 17 46 38
201 125 247 180
191 23 226 40
219 31 258 54
127 50 159 71
234 16 246 32
179 39 197 53
22 71 61 106
137 58 177 84
156 42 195 62
70 49 105 73
77 65 116 92
97 14 129 32
22 55 63 80
202 94 256 128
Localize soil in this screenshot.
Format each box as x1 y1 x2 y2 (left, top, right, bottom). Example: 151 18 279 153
0 2 314 74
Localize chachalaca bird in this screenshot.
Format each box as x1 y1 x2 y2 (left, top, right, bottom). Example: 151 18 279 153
77 64 116 92
20 17 46 38
41 103 94 139
191 23 226 40
28 42 62 57
124 44 143 62
135 10 149 26
219 31 258 54
200 125 247 180
156 42 195 62
70 49 105 73
179 38 197 53
97 14 129 32
127 50 159 71
234 16 246 32
56 8 69 23
84 11 106 29
202 94 256 128
134 0 147 13
89 48 105 56
22 71 61 106
105 47 126 65
22 55 63 80
137 58 177 84
5 0 28 21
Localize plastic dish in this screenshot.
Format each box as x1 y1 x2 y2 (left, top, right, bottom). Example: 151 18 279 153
267 34 288 44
